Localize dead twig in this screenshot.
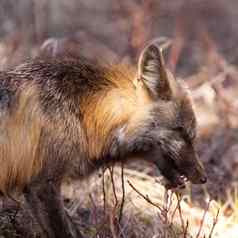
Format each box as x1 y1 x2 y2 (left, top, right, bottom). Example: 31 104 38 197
109 204 119 238
109 165 118 207
127 180 163 213
89 193 98 224
162 189 169 229
119 162 125 223
102 167 107 215
171 195 180 223
208 209 220 238
108 165 121 237
196 198 212 238
183 220 189 238
176 193 185 233
167 191 174 213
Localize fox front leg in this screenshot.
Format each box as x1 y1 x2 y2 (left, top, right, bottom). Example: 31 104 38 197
24 176 83 238
23 133 84 238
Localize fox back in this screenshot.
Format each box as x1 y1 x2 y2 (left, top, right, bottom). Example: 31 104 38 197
0 39 206 195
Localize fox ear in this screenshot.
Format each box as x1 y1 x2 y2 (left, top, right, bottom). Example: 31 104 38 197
137 39 172 100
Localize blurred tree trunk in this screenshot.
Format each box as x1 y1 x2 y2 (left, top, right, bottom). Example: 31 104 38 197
16 0 36 45
33 0 50 43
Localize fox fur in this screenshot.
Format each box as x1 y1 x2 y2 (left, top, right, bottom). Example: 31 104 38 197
0 39 206 237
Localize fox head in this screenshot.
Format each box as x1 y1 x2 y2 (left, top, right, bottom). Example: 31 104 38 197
113 39 207 188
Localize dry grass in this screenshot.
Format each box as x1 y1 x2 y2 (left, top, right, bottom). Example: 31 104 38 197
60 164 238 238
60 58 238 237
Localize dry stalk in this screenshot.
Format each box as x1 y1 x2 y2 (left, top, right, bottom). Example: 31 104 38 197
183 220 189 238
109 204 119 238
167 191 174 213
170 194 180 224
162 189 169 230
196 198 212 238
107 166 118 237
89 193 99 224
109 165 119 207
119 162 125 223
176 193 185 233
208 208 220 238
102 167 107 215
127 180 164 213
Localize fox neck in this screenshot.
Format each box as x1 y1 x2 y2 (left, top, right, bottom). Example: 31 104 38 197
81 66 154 161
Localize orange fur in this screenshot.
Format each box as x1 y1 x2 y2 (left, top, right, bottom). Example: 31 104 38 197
0 58 199 194
0 84 43 194
81 65 155 159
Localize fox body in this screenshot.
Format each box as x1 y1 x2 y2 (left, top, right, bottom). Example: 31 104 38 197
0 40 206 237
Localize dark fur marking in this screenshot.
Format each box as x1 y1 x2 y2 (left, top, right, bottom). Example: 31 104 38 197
0 89 12 116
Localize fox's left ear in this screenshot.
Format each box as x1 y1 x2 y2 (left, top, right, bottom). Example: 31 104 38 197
137 39 172 100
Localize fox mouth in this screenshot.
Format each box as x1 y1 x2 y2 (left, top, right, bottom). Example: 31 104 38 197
156 168 189 190
154 153 191 189
157 159 189 189
179 174 188 183
166 173 188 190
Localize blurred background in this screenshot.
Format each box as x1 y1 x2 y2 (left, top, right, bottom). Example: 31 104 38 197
0 0 238 71
0 0 238 237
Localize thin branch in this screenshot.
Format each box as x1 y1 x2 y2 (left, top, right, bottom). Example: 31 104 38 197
108 165 120 237
127 180 164 212
119 162 125 223
208 209 220 238
196 198 212 238
162 189 169 225
109 165 118 206
167 191 175 213
109 205 119 238
183 220 189 238
102 167 107 215
89 193 98 224
176 193 185 232
171 197 180 223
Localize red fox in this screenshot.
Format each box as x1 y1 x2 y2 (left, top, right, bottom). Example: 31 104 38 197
0 39 206 237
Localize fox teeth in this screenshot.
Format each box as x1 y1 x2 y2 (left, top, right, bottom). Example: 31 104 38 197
180 175 188 182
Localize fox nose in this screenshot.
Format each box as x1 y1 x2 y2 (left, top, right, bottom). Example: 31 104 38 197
200 176 207 184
